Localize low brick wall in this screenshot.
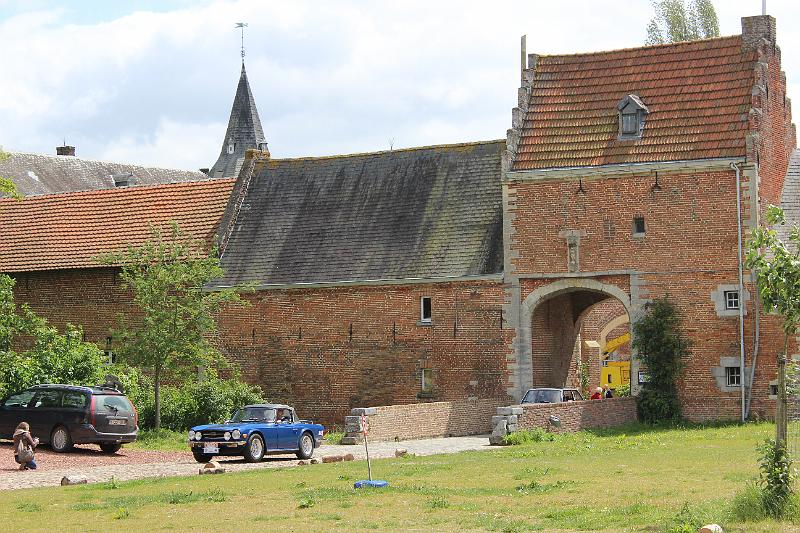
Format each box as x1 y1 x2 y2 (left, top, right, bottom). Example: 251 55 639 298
342 398 506 444
490 397 637 443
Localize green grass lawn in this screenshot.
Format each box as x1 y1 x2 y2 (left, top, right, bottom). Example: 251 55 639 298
5 422 800 532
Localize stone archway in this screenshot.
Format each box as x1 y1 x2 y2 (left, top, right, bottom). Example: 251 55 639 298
512 278 633 400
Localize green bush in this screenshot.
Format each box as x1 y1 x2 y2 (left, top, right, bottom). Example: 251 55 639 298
636 388 681 423
134 377 264 431
615 383 631 397
758 438 795 518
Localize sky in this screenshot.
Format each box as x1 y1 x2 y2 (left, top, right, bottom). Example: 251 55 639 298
0 0 797 171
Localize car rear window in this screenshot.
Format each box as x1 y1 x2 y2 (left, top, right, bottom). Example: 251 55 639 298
94 395 133 413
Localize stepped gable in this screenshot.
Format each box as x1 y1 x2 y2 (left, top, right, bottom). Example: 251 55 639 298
0 151 206 196
213 140 505 287
0 178 235 273
513 35 756 170
208 63 268 179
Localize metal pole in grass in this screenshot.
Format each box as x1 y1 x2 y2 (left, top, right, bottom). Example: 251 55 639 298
354 413 388 489
362 414 372 481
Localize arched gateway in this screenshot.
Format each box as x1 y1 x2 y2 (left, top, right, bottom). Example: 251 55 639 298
507 277 643 402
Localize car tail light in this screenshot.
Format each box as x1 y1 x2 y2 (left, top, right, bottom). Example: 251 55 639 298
89 395 96 427
132 400 139 428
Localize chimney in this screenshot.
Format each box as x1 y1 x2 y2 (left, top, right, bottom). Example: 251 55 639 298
741 15 776 51
56 145 76 156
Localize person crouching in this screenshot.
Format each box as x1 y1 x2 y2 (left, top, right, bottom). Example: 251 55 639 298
13 422 39 470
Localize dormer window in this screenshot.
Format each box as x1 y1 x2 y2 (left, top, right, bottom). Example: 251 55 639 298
617 94 649 140
227 143 235 154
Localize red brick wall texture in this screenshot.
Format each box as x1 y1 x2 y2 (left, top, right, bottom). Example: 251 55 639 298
514 398 638 434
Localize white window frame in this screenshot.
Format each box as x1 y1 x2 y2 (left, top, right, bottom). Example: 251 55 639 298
725 366 741 387
420 296 432 323
724 290 740 310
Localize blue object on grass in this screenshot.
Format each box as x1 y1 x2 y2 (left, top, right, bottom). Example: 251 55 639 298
354 480 389 489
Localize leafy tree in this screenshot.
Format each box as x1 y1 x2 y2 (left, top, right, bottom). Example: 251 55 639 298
632 297 692 422
99 222 251 429
646 0 720 45
0 149 21 199
0 275 108 399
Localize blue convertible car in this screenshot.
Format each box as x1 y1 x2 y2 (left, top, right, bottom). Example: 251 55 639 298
188 404 324 463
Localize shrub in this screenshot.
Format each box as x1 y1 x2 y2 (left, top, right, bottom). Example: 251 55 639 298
758 438 795 518
636 388 681 423
632 297 691 423
615 383 631 398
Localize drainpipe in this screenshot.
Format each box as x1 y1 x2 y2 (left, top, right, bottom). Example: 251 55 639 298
731 162 747 423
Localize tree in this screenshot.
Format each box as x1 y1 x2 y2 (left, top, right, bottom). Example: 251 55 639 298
0 149 21 199
632 297 692 422
645 0 720 45
99 222 250 429
0 275 108 399
745 206 800 446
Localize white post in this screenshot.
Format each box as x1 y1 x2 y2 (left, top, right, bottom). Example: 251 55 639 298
362 414 372 481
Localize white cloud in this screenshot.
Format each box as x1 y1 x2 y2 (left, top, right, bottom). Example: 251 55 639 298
0 0 797 169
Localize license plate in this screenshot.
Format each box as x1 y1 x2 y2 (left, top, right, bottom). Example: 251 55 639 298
203 443 218 454
108 419 127 426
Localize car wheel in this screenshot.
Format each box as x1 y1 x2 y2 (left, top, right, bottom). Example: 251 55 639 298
99 443 122 454
243 433 265 463
296 432 314 459
192 450 214 463
51 425 74 453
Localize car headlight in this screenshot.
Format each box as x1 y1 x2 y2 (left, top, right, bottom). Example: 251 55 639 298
195 432 202 441
224 431 231 441
188 430 195 440
232 429 241 440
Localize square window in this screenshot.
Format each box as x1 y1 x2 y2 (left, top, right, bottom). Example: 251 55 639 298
725 366 741 387
421 368 433 392
420 297 432 323
724 290 740 310
770 384 779 397
633 217 645 235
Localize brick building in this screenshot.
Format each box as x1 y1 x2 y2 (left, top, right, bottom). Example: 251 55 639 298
1 15 797 425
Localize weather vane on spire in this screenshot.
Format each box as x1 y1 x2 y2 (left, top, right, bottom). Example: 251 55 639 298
235 22 248 62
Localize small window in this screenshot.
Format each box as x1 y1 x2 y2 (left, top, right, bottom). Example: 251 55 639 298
421 368 433 392
621 113 638 135
227 143 235 154
724 290 740 310
725 366 741 387
105 336 115 365
633 217 646 235
33 390 62 408
608 374 613 383
770 383 779 397
420 297 432 323
2 390 35 408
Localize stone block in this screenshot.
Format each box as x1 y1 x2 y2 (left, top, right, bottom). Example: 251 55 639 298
395 448 408 457
510 407 523 415
297 460 309 466
322 455 344 463
340 436 362 445
198 467 225 475
496 407 515 415
506 424 519 432
203 461 221 470
491 415 506 425
699 525 723 533
351 408 378 416
343 453 355 461
491 419 507 437
489 435 508 446
310 458 322 464
61 475 88 486
506 415 518 424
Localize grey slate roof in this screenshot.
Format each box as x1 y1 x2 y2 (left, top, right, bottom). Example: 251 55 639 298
208 63 268 180
780 149 800 241
0 151 206 196
213 140 505 287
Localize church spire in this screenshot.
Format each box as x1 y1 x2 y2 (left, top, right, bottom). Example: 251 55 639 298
208 62 268 179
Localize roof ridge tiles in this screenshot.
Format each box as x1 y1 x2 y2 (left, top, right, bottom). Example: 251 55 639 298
267 139 505 163
532 34 742 61
6 150 208 175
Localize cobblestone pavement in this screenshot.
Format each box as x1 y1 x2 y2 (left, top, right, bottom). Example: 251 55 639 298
0 435 494 491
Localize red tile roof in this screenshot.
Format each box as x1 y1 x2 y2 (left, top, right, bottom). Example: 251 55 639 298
0 178 235 273
513 36 756 170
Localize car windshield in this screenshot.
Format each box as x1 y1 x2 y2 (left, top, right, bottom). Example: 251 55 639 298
522 389 562 404
231 407 276 423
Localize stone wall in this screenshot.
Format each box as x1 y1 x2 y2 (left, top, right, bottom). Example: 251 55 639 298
490 397 637 443
341 398 506 444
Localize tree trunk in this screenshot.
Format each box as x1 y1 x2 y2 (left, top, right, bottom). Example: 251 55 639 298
154 364 162 431
776 333 789 448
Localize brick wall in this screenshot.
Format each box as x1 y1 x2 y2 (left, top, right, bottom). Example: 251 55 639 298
216 280 513 426
505 397 637 435
343 398 506 443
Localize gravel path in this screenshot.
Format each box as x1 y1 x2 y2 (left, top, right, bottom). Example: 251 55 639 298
0 435 495 491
